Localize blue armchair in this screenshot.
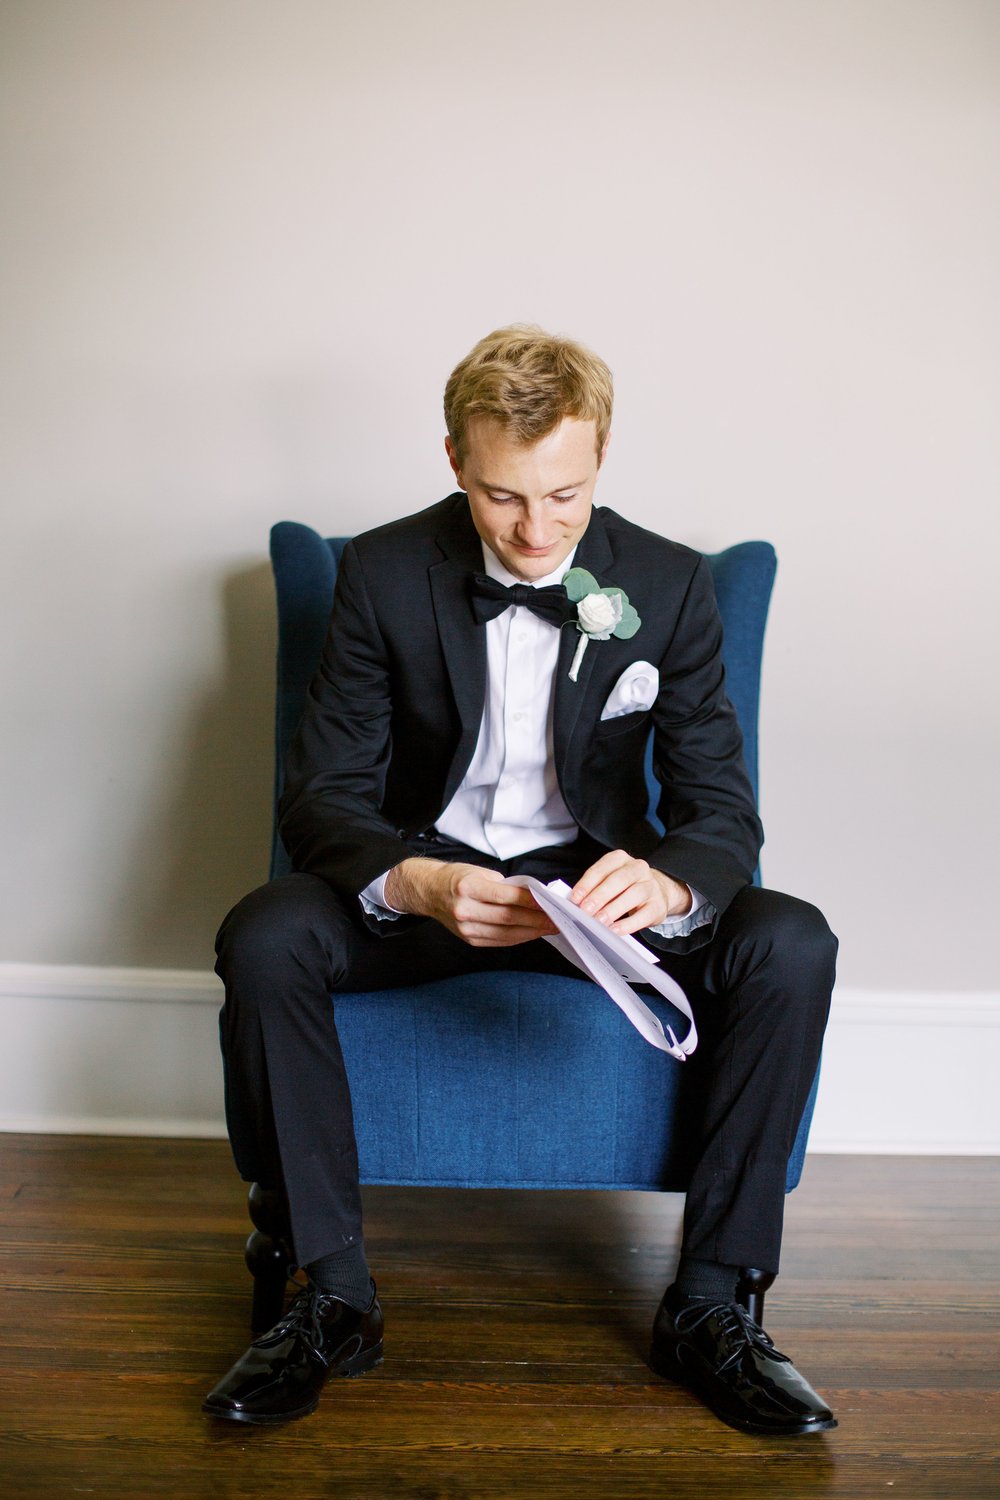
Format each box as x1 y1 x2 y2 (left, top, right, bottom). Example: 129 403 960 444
244 521 818 1330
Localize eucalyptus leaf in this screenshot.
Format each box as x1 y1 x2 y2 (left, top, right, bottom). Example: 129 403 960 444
613 605 641 640
562 567 600 602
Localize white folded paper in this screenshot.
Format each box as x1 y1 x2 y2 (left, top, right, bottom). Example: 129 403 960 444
506 877 698 1061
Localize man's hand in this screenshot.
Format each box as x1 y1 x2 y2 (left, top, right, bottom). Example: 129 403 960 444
569 849 691 936
383 858 557 947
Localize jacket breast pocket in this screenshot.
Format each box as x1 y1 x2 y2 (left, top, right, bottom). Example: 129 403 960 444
593 708 653 740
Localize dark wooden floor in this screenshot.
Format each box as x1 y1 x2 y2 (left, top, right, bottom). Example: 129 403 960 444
0 1138 997 1498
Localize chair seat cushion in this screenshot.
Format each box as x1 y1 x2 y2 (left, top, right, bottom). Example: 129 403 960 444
336 970 810 1192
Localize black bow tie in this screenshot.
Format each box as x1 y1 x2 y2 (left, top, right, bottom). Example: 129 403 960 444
469 573 577 628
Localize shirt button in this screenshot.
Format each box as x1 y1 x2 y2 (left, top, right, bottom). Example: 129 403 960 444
513 712 525 722
517 631 528 643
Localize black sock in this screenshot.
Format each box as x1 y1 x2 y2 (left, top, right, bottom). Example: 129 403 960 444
306 1241 373 1310
671 1255 740 1303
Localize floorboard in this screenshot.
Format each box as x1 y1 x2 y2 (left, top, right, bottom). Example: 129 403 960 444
0 1137 997 1498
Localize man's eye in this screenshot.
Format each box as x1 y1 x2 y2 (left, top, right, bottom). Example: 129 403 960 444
553 493 577 503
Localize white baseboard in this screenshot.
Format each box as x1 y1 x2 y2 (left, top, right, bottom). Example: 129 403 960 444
0 963 227 1140
805 987 1000 1154
0 964 997 1154
0 1114 228 1137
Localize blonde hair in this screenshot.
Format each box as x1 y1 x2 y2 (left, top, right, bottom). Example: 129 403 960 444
444 324 613 463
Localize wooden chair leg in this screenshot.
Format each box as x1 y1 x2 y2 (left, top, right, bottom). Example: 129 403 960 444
736 1267 775 1325
244 1183 293 1334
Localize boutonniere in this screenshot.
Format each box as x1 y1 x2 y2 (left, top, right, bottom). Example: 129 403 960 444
562 567 641 681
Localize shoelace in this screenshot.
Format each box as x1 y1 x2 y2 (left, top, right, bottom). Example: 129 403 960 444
251 1282 336 1362
673 1299 791 1373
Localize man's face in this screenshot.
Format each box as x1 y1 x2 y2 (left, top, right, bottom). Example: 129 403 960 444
446 416 607 582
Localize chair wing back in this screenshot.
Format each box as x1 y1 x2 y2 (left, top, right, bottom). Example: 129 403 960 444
269 522 776 879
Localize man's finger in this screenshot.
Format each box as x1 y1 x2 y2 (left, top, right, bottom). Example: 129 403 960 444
569 849 631 903
463 892 552 924
459 871 545 909
593 882 658 926
572 855 650 913
578 868 644 917
453 891 556 928
459 917 558 946
607 900 661 936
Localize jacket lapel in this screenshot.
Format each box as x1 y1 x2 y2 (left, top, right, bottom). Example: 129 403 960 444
553 509 616 770
428 497 489 802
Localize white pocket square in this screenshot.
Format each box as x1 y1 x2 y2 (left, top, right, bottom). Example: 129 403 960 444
600 660 660 720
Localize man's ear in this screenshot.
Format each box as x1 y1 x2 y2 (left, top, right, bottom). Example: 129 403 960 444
444 435 465 489
598 428 612 468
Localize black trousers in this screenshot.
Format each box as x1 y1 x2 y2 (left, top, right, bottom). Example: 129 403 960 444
215 837 837 1277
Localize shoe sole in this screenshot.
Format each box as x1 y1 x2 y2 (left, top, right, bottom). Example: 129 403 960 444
202 1341 384 1425
649 1345 838 1437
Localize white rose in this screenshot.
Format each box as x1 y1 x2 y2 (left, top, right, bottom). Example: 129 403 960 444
577 591 623 636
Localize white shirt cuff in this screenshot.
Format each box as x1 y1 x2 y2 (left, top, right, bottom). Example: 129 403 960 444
358 870 405 921
647 885 716 939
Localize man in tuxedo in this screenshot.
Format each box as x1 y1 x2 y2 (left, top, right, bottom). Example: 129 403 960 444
205 325 838 1436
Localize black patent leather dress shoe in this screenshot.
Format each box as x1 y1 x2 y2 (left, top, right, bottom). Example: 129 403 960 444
203 1280 384 1425
650 1291 837 1436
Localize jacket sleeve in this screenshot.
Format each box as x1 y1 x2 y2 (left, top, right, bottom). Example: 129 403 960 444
643 555 764 952
277 540 415 900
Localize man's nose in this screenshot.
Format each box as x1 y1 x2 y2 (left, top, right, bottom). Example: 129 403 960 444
517 507 552 546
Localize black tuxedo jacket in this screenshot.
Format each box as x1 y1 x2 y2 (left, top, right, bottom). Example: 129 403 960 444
278 493 763 953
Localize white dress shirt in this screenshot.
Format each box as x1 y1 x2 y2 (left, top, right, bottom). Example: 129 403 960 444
360 541 713 938
433 544 579 858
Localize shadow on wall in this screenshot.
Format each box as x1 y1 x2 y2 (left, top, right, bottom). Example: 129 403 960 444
120 561 278 969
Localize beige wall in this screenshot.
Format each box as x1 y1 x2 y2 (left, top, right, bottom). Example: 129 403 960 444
2 0 997 988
